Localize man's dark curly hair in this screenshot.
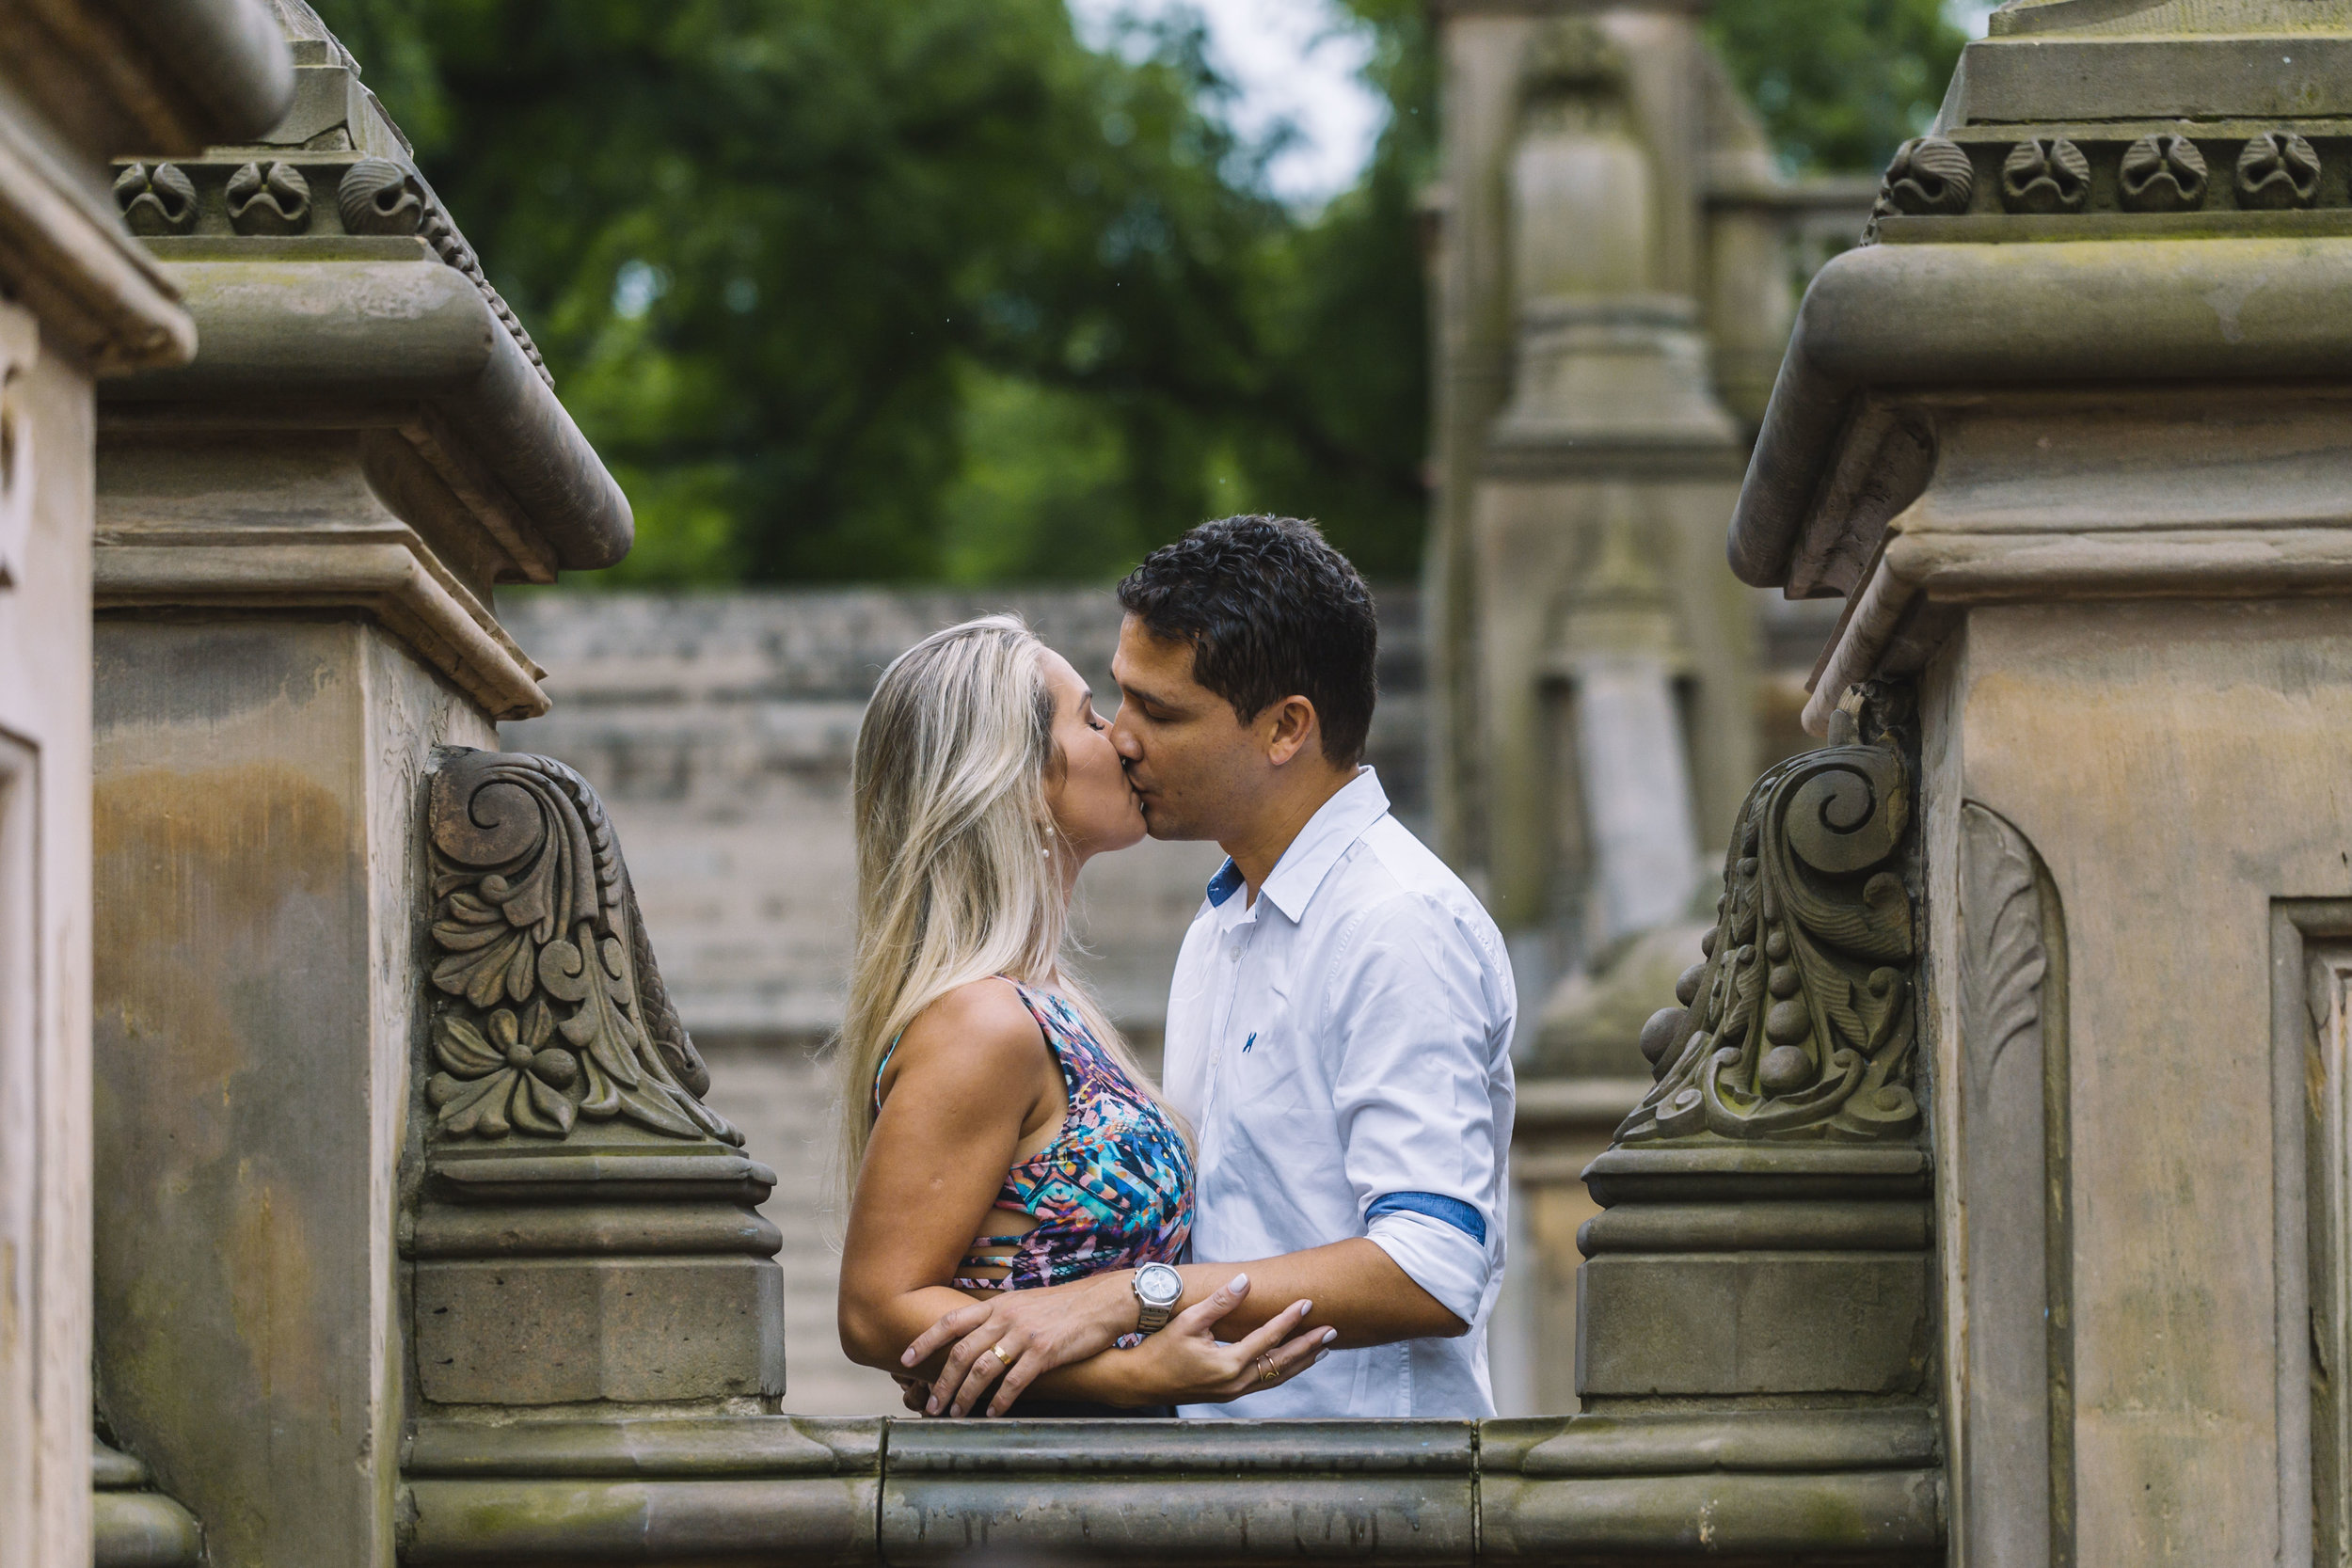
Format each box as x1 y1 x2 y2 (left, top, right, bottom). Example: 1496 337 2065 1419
1116 515 1378 765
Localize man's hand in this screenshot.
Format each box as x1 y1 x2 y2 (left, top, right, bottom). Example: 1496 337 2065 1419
901 1270 1139 1417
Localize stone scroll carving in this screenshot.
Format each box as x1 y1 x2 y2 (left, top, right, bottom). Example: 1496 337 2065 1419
1960 803 2047 1075
427 749 739 1144
1618 706 1918 1145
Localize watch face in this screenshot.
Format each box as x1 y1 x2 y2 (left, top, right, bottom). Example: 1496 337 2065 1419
1136 1262 1183 1307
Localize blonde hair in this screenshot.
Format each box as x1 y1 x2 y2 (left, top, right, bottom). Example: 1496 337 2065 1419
834 614 1170 1198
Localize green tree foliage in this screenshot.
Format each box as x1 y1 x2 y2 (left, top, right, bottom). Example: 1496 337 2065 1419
313 0 1430 584
1708 0 1967 173
313 0 1952 586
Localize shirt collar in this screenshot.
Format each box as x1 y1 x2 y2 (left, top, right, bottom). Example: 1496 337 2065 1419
1257 768 1391 923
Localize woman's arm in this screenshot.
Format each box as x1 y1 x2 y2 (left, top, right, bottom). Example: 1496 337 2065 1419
915 1274 1333 1416
836 980 1056 1371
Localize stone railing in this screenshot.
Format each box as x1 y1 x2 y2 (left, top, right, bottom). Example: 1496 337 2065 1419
400 1409 1943 1563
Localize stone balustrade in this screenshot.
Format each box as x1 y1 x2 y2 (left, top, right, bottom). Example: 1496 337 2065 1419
399 1409 1945 1564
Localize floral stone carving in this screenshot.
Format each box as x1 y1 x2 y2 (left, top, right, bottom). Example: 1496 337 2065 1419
225 161 311 235
2236 131 2321 210
338 157 423 235
427 749 738 1144
113 164 198 236
1880 136 1975 216
2120 133 2208 213
2000 137 2090 214
1619 705 1917 1145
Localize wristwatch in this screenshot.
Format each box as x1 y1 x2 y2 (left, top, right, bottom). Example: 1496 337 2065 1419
1131 1262 1184 1334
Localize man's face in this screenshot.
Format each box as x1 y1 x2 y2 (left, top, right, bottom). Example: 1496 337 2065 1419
1108 616 1261 842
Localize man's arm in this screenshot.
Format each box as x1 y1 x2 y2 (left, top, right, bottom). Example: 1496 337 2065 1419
905 1244 1458 1418
911 895 1503 1415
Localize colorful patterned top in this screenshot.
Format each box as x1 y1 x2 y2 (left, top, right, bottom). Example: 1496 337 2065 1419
875 979 1193 1292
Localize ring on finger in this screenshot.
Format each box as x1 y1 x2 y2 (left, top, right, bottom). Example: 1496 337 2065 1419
1256 1354 1276 1384
990 1342 1014 1369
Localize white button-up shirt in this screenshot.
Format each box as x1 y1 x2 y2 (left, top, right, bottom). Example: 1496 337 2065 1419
1162 768 1516 1418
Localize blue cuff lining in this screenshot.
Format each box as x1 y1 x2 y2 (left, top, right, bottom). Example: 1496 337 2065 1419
1366 1191 1486 1246
1205 858 1245 907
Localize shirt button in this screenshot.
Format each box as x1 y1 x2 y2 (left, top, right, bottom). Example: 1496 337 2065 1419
1228 944 1242 962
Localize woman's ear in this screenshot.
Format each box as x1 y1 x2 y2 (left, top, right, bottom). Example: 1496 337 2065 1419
1263 695 1320 768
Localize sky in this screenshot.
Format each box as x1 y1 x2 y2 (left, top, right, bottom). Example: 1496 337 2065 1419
1067 0 1389 207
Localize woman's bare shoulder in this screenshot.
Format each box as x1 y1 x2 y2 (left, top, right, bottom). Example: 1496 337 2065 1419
890 977 1047 1090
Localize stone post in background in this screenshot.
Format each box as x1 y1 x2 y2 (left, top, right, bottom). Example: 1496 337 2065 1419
1730 0 2352 1556
1421 0 1872 1413
75 8 764 1565
0 5 289 1566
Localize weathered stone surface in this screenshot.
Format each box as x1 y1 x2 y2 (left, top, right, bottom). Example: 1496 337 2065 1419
1578 1252 1933 1397
1918 601 2352 1562
92 620 491 1568
882 1420 1477 1565
0 8 290 1565
400 1411 1945 1565
404 1416 882 1567
416 1255 785 1405
1726 3 2352 1557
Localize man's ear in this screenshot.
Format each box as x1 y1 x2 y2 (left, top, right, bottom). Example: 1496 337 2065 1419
1263 696 1320 768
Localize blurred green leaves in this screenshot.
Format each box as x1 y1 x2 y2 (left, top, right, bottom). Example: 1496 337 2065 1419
315 0 1430 585
1708 0 1967 174
315 0 1951 587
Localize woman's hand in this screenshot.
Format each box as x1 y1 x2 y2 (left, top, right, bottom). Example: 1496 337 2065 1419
1117 1275 1335 1408
925 1272 1330 1418
906 1269 1136 1416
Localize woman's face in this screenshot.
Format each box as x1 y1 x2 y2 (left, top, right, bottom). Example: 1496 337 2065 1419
1041 648 1146 863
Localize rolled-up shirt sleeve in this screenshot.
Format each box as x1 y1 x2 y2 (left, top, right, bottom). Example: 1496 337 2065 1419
1327 894 1512 1328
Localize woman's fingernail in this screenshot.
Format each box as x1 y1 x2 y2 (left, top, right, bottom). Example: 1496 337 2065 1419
1314 1348 1330 1365
1229 1273 1248 1291
1322 1328 1338 1345
1297 1300 1312 1316
900 1351 915 1367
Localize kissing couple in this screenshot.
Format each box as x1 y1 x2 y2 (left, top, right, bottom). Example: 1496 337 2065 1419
835 515 1517 1418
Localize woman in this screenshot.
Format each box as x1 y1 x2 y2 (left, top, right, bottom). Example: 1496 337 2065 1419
834 616 1329 1417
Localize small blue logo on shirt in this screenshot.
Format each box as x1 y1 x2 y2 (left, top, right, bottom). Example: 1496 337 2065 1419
1243 1033 1258 1053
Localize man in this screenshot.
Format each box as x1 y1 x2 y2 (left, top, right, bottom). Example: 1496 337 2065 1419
904 515 1516 1418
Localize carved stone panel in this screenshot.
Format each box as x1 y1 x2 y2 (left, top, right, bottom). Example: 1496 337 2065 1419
1958 802 2066 1568
427 748 738 1146
1617 706 1918 1146
414 748 782 1410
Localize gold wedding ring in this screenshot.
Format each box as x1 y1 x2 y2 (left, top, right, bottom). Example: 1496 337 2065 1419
990 1342 1014 1368
1256 1354 1276 1384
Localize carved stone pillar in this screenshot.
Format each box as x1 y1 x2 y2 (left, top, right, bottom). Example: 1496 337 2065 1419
1573 696 1934 1423
1724 0 2352 1556
85 21 638 1567
412 749 782 1414
0 7 290 1567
